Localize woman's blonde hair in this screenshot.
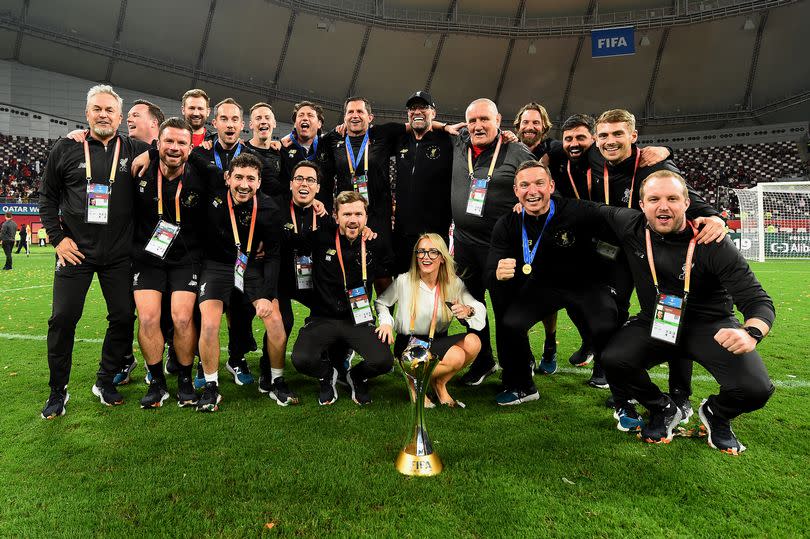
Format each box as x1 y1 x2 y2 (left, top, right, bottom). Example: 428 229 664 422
406 233 460 325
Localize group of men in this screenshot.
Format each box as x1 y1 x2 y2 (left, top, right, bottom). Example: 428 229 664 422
37 83 775 454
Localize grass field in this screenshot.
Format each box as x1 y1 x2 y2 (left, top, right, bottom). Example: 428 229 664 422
1 247 808 538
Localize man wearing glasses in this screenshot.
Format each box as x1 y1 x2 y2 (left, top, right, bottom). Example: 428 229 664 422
390 91 455 274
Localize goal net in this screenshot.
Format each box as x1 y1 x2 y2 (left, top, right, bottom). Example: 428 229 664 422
733 181 810 261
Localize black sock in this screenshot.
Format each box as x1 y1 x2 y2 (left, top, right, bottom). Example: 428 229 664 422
147 361 166 384
544 332 557 351
177 363 192 380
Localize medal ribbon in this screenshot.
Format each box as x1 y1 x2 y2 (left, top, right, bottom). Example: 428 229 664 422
567 161 592 200
467 135 503 180
289 200 317 233
214 142 242 171
409 283 442 341
83 135 121 189
335 230 367 289
602 148 640 207
157 166 184 224
645 220 699 297
291 130 319 161
345 132 369 176
521 199 555 270
226 191 258 255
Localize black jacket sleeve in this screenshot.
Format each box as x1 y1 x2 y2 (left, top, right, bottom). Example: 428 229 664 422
485 216 513 289
38 139 68 247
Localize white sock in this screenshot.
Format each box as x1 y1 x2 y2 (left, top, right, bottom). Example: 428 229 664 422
271 368 284 383
204 371 218 384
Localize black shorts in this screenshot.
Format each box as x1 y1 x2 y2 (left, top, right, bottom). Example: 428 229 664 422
132 259 200 294
198 260 263 306
393 332 464 362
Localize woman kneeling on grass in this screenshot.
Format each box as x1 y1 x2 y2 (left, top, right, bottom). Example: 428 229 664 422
374 233 485 407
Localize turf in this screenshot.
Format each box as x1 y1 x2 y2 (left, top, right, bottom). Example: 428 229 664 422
0 248 808 538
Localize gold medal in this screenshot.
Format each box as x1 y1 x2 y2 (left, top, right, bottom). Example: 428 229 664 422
522 263 532 275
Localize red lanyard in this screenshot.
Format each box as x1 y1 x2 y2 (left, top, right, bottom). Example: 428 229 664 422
289 200 317 233
157 166 184 224
645 221 698 296
409 283 442 339
567 162 591 200
83 136 121 188
335 230 367 288
603 150 640 207
226 192 257 254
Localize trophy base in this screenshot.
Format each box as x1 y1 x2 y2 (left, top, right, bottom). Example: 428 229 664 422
395 450 443 477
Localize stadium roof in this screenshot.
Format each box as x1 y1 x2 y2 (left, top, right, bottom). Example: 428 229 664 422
0 0 807 133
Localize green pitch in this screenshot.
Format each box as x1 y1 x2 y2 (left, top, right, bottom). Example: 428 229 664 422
1 248 808 537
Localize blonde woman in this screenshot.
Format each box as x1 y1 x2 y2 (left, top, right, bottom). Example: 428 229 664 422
375 233 485 407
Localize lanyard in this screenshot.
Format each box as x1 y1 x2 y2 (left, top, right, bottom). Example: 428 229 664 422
345 132 369 176
567 161 591 200
291 131 319 161
522 199 555 268
410 283 442 340
83 136 121 188
334 230 367 288
467 136 502 180
645 221 698 297
226 191 258 255
214 142 242 171
602 149 641 207
157 166 184 224
289 200 317 233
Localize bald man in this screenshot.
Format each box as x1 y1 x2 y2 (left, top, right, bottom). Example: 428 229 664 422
449 98 535 387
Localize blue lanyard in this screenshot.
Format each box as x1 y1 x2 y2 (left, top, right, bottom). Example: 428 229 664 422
214 142 242 170
522 199 555 268
345 131 369 174
291 130 319 161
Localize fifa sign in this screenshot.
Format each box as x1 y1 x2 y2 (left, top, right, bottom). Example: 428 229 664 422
591 26 635 58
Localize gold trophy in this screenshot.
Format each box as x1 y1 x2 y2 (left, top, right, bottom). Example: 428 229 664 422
395 341 443 476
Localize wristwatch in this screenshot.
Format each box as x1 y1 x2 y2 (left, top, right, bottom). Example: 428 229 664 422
744 326 764 344
467 306 475 318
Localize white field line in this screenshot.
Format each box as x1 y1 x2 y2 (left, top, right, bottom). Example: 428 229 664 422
0 284 51 292
1 332 808 389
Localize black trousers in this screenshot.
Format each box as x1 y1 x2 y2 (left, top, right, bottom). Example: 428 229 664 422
501 283 619 391
453 238 496 368
47 257 135 389
601 317 774 419
291 317 393 380
2 240 12 269
15 239 28 254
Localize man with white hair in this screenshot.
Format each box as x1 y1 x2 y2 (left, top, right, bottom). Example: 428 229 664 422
39 85 150 418
450 98 535 389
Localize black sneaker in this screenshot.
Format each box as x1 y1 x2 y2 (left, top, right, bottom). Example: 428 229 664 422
459 358 498 386
346 369 371 405
587 363 610 389
196 381 222 412
164 344 180 376
568 345 595 367
92 382 124 406
268 376 300 406
640 399 683 444
673 396 694 424
41 389 70 419
699 399 746 455
176 376 199 407
319 368 338 406
140 380 169 409
258 374 273 394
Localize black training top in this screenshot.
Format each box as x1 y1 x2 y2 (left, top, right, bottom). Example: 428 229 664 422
278 202 329 297
279 134 337 213
39 132 150 264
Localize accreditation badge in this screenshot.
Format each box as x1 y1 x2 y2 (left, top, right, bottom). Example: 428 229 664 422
347 285 374 325
650 293 685 344
293 252 313 290
466 178 489 216
352 174 370 202
234 251 248 292
144 220 180 260
595 240 620 260
86 183 110 224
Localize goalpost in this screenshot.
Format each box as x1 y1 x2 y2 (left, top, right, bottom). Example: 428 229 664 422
733 181 810 262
